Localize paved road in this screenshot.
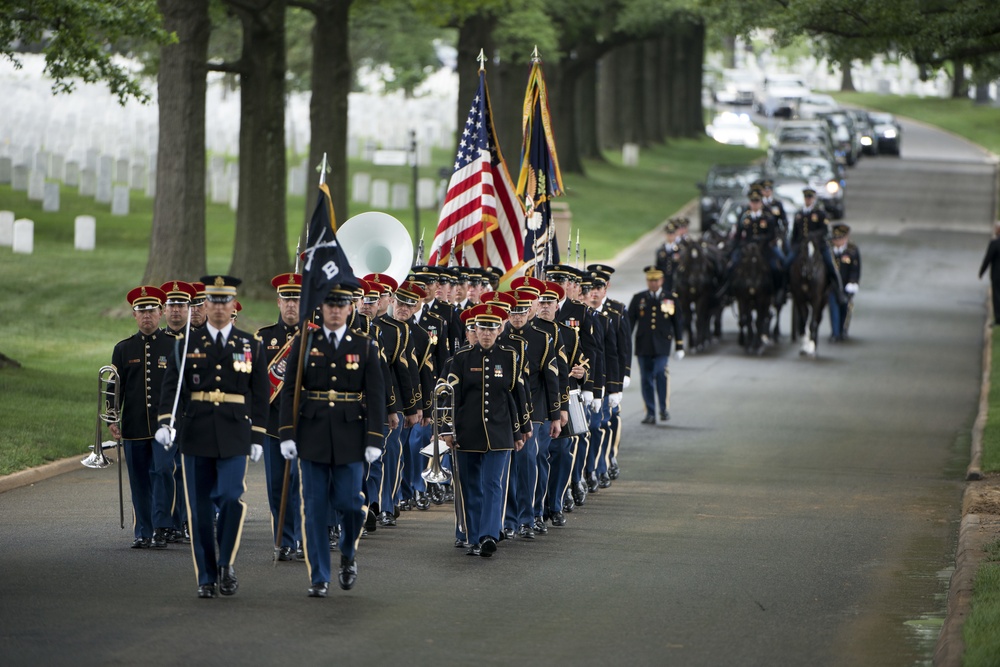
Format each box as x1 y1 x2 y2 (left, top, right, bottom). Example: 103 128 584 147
0 124 994 667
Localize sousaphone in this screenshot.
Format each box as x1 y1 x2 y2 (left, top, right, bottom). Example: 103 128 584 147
337 212 414 285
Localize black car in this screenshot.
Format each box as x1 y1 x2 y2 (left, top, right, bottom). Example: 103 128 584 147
868 112 902 155
697 164 763 231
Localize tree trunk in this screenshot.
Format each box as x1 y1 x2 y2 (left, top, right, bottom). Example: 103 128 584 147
455 16 494 156
840 58 856 92
658 34 674 140
305 0 351 246
951 59 968 98
228 0 288 299
547 58 585 175
642 39 661 145
144 0 209 285
683 18 706 137
575 61 603 160
494 57 526 166
598 50 621 150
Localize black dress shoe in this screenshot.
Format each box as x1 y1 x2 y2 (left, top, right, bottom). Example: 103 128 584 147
131 537 151 549
532 518 548 535
278 546 295 561
641 414 656 425
479 537 497 558
415 492 430 510
455 538 469 548
573 481 587 506
364 509 378 533
328 525 341 550
392 504 400 519
219 566 238 596
443 487 455 503
181 523 191 543
377 511 396 527
295 546 305 560
308 582 329 598
608 459 620 480
550 511 567 527
428 484 445 505
586 474 599 493
659 410 670 421
563 490 575 512
598 473 612 489
466 544 481 556
501 527 515 541
151 528 169 548
517 524 535 540
165 528 182 543
197 583 217 599
338 556 358 590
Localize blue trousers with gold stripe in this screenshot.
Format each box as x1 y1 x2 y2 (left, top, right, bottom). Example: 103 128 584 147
456 449 511 545
545 435 574 515
298 459 365 586
181 454 248 587
263 434 301 549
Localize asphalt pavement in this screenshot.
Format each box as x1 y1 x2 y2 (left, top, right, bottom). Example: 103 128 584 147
0 119 994 667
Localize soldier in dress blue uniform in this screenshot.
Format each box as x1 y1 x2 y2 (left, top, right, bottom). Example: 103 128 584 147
158 280 198 544
442 303 527 557
829 224 861 342
628 266 684 424
729 191 787 296
255 273 304 561
188 281 207 329
156 275 269 599
787 187 847 304
759 180 789 239
278 283 386 597
110 286 175 549
655 219 682 292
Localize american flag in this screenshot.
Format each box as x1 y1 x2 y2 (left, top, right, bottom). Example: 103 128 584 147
428 70 525 279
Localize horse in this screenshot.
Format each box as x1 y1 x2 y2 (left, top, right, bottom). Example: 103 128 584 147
731 241 773 355
674 237 724 352
701 226 733 340
788 232 830 357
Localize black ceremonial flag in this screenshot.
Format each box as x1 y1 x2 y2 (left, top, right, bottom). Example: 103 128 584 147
299 183 359 325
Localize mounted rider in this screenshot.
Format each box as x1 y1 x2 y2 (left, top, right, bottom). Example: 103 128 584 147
786 187 847 304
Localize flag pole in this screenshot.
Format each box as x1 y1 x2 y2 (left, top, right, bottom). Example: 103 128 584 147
478 49 490 268
275 154 328 564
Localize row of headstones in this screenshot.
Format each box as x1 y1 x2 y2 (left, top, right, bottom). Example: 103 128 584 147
0 210 98 254
350 173 445 210
0 154 148 216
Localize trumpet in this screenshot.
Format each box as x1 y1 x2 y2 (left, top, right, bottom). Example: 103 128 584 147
82 365 125 529
422 381 454 485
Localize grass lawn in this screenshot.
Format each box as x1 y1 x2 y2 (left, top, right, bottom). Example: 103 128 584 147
0 137 762 474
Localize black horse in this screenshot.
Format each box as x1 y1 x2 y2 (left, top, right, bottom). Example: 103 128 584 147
675 237 724 352
788 233 830 357
731 241 773 355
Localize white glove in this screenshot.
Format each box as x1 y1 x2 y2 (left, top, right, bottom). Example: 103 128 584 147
608 392 622 409
622 376 631 390
590 397 603 412
365 446 381 463
845 282 859 294
675 349 686 360
155 426 175 449
581 390 595 405
280 439 297 460
249 444 263 462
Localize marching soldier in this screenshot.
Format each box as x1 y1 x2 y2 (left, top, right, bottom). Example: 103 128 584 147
189 281 207 329
255 273 304 561
979 222 1000 327
584 269 624 489
628 266 684 424
156 275 269 599
830 224 861 342
110 285 175 549
578 271 617 495
278 283 386 596
441 303 527 557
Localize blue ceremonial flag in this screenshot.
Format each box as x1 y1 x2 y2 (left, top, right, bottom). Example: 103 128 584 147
299 183 359 324
516 59 563 276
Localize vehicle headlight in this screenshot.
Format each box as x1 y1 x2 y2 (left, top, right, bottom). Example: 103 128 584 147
860 136 872 146
825 180 840 195
883 129 897 139
701 197 715 208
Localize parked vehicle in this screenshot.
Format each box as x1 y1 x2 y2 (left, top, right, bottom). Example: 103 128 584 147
706 112 761 148
868 112 902 155
816 110 862 165
714 69 759 106
797 93 840 119
767 142 844 180
846 109 878 156
770 124 843 172
768 155 845 219
697 164 764 231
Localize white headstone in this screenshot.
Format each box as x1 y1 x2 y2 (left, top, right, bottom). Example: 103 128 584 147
64 160 80 186
12 218 34 254
28 170 45 201
287 161 306 197
111 185 130 215
79 168 97 197
42 182 60 212
145 168 156 198
95 170 112 203
50 153 65 182
228 177 239 212
130 163 146 190
0 157 11 184
417 144 431 167
370 179 390 208
85 148 99 171
622 143 640 167
417 178 436 209
0 211 14 246
12 165 29 191
74 215 96 251
115 158 130 183
352 172 371 203
210 171 229 204
34 151 49 177
391 183 410 210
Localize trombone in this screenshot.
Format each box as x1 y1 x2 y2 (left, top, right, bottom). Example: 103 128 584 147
422 381 454 485
82 365 125 529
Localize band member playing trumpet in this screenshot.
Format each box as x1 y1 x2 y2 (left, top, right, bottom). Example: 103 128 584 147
256 273 304 561
278 284 386 596
156 275 269 599
110 285 175 549
441 303 527 558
